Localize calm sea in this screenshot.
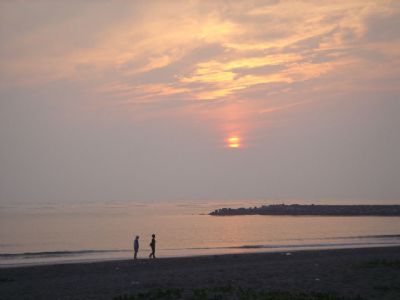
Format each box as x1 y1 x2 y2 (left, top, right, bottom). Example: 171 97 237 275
1 200 400 267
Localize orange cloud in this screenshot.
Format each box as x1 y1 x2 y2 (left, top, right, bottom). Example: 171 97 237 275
1 0 399 105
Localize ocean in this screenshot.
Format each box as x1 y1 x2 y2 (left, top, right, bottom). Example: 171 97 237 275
1 200 400 267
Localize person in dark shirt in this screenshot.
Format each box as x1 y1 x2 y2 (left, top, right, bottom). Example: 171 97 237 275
149 234 156 259
133 236 139 260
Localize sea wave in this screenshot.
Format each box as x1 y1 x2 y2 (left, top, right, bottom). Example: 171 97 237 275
273 234 400 242
1 234 399 262
0 249 130 259
180 241 400 251
223 241 399 250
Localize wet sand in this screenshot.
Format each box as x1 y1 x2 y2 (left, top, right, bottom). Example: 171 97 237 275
1 246 399 299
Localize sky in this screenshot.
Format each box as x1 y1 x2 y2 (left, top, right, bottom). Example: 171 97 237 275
0 1 399 204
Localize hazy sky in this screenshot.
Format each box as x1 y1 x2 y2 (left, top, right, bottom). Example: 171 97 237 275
1 1 399 204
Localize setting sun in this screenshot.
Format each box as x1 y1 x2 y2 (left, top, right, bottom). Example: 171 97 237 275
227 136 241 148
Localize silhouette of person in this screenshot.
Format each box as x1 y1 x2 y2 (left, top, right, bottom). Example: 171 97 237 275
133 236 139 260
149 234 156 259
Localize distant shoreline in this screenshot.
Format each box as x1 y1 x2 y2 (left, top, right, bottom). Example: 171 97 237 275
210 204 400 216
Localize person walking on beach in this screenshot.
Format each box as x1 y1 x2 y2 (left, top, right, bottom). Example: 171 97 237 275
149 234 156 259
133 236 139 260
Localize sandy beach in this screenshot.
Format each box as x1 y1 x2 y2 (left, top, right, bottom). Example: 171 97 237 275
1 246 399 299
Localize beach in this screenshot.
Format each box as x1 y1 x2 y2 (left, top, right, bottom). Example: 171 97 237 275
1 246 399 299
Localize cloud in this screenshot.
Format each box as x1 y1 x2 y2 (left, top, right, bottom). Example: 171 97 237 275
1 1 399 107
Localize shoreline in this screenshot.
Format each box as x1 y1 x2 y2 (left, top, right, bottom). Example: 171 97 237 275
1 246 400 299
2 242 400 269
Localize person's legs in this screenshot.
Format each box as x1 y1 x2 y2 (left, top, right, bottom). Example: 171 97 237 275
134 250 137 260
149 248 155 258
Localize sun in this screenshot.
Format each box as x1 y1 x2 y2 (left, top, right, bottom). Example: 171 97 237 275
227 136 241 148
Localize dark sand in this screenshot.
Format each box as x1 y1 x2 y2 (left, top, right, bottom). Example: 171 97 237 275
1 246 400 299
